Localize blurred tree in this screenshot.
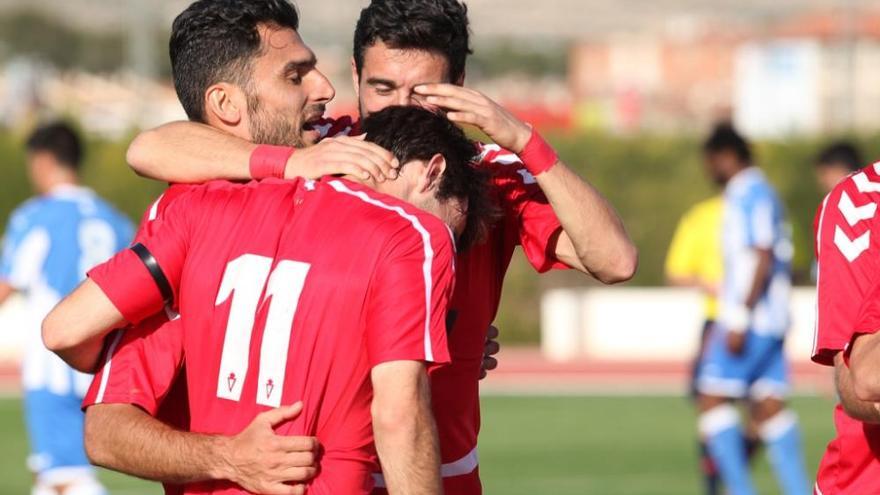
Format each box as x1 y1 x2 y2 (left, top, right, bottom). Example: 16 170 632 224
0 10 170 75
467 39 567 79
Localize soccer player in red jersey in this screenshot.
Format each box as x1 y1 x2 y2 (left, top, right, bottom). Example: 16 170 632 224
812 158 880 495
58 1 406 494
97 1 637 494
45 105 496 495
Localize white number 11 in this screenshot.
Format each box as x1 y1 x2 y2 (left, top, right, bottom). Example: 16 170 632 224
214 254 310 407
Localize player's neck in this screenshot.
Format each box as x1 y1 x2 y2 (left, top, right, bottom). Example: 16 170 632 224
40 174 79 195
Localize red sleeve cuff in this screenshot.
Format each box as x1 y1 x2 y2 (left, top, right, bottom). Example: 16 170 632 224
522 224 568 273
82 391 159 416
88 249 166 325
812 346 844 367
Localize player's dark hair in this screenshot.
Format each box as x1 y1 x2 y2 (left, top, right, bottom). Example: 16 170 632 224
25 121 82 171
170 0 300 122
703 122 752 164
816 141 863 172
362 106 497 250
353 0 472 83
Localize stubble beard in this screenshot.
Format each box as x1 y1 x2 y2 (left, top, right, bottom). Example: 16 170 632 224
247 94 306 148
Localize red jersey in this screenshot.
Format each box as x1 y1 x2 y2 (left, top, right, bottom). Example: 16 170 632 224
813 162 880 494
321 120 567 494
85 119 567 495
87 178 454 495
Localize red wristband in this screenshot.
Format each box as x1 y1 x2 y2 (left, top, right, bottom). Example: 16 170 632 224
249 144 295 180
518 129 559 176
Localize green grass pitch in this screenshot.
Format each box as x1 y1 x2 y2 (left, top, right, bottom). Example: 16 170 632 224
0 395 836 494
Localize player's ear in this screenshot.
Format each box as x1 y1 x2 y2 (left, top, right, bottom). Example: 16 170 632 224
204 83 244 127
418 153 447 193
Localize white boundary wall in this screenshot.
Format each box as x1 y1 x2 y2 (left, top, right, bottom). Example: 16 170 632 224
0 288 820 366
541 287 817 363
0 294 28 365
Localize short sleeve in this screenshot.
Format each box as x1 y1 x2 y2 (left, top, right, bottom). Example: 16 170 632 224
82 314 185 415
87 189 198 325
480 145 566 273
0 209 49 290
364 221 454 370
749 198 776 250
813 180 880 365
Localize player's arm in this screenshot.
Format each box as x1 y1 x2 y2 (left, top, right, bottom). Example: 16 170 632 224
414 83 637 284
849 330 880 402
722 195 778 352
834 351 880 423
725 248 773 354
85 402 317 494
365 218 456 494
42 279 127 372
371 360 441 495
0 281 14 306
127 121 397 183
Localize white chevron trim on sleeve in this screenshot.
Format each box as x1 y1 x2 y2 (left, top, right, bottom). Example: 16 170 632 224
853 172 880 193
838 191 877 226
834 226 870 262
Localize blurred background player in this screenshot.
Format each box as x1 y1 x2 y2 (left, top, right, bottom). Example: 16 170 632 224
694 123 809 495
815 141 864 195
0 122 132 495
810 141 864 281
665 192 724 494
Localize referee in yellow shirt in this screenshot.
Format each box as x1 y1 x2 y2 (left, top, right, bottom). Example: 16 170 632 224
666 195 724 495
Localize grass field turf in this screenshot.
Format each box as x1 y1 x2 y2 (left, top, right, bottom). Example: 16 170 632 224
0 395 836 494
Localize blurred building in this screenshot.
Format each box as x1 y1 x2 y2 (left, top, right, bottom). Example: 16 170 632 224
570 9 880 136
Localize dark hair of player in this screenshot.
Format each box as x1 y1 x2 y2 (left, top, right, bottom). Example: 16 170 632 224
26 121 83 171
703 122 752 165
816 141 863 172
361 106 497 250
169 0 300 122
353 0 472 83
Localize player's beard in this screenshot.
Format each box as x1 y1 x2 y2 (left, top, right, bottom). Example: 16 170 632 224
247 94 306 148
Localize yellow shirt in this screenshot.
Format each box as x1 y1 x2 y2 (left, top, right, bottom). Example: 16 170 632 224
665 196 724 319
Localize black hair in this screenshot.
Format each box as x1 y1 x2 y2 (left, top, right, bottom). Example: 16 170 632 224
170 0 300 122
353 0 472 83
703 122 752 164
361 106 496 250
816 141 863 172
26 121 82 171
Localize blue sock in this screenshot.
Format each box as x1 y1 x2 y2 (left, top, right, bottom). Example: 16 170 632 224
699 405 756 495
761 410 811 495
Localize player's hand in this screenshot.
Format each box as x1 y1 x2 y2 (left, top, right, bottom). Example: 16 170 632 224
480 325 500 380
414 84 533 154
726 332 747 355
285 135 399 182
222 402 320 495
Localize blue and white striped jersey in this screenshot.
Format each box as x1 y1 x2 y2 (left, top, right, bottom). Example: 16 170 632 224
0 185 133 396
720 167 793 337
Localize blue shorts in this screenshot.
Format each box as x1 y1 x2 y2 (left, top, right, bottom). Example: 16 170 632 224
23 389 92 475
695 329 789 400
